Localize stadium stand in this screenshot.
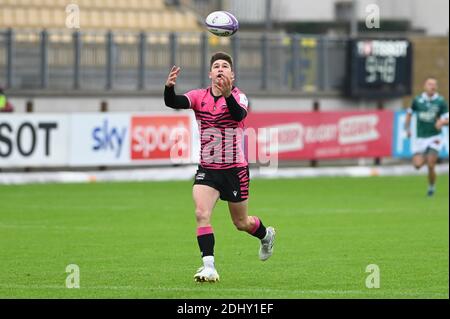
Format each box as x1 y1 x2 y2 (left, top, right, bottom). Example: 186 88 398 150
0 0 202 33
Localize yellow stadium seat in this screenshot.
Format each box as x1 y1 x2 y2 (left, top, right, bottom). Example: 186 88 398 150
162 11 173 31
144 12 154 31
53 8 66 28
103 11 113 28
128 0 139 9
55 7 66 28
137 11 147 30
40 8 52 28
40 8 51 27
25 8 39 28
57 0 69 7
113 11 125 29
125 11 137 30
14 8 27 28
41 0 52 6
0 0 201 32
82 0 93 8
99 0 112 9
151 11 163 31
114 0 126 9
172 12 185 32
1 8 14 27
87 10 104 28
140 0 157 10
153 0 165 10
73 0 84 8
11 0 26 6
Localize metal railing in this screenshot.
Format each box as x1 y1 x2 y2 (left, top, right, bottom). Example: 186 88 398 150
0 28 349 94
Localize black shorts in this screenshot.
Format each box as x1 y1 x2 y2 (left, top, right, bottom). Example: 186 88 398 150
193 165 250 202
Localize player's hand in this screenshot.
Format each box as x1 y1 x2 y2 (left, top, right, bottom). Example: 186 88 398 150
214 74 232 98
405 129 411 138
435 119 444 130
165 65 180 87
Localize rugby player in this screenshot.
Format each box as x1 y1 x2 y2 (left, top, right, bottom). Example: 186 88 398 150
164 52 276 282
405 77 449 196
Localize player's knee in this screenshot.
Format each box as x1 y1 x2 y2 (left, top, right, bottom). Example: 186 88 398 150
232 218 249 231
195 208 211 224
413 159 423 169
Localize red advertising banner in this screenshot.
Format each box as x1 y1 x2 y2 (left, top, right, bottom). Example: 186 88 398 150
130 115 191 161
245 110 394 160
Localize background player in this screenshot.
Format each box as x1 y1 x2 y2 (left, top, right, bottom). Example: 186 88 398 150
405 77 449 196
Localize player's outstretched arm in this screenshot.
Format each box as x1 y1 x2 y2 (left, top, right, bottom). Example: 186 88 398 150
165 65 180 87
404 110 413 138
164 65 190 109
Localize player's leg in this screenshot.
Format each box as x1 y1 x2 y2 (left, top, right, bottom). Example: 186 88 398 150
411 137 426 170
192 184 220 282
228 200 276 261
193 184 219 227
411 152 427 193
412 153 426 170
425 149 439 197
224 167 256 234
228 200 256 233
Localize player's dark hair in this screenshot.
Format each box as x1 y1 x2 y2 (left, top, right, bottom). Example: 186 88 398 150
210 52 233 70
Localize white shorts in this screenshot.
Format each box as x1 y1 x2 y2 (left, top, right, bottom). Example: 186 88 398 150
412 135 443 155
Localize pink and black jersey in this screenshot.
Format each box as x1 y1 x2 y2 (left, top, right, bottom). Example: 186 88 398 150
184 86 249 169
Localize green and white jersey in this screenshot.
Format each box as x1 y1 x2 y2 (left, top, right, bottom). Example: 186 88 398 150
409 93 449 138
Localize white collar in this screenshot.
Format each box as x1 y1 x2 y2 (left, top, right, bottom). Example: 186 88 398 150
422 92 439 101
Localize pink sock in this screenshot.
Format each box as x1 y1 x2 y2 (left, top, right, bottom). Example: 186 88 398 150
197 226 213 236
248 216 260 234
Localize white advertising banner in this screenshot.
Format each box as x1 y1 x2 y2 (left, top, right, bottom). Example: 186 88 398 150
69 112 195 166
0 114 70 166
69 113 131 166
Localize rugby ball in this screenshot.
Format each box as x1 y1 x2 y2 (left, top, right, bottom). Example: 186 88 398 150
205 11 239 37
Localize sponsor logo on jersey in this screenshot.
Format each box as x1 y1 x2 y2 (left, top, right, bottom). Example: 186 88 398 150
196 172 206 180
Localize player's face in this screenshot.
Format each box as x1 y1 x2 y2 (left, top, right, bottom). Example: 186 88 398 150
209 60 234 83
424 79 438 96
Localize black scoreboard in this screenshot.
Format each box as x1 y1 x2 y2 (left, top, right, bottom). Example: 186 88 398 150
347 39 413 99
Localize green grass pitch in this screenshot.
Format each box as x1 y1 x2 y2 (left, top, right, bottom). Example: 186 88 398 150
0 175 448 298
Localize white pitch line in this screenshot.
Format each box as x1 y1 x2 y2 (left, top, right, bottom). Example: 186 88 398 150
1 164 448 185
0 284 447 298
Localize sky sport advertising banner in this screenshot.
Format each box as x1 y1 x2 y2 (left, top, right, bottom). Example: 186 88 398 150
245 111 393 161
70 113 194 166
392 111 449 159
0 114 70 166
